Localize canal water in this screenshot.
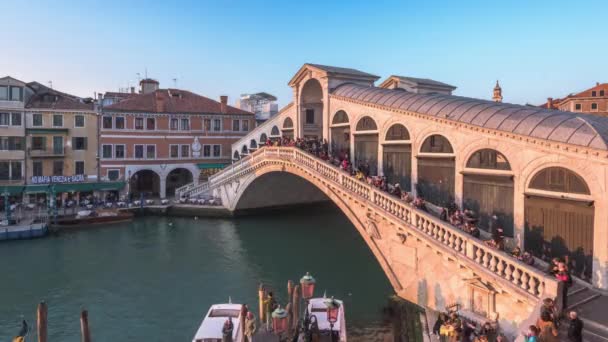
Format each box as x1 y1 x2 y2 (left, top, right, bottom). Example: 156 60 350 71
0 204 401 341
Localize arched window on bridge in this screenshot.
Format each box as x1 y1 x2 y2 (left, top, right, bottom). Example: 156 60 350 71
241 145 248 155
250 139 258 149
417 134 455 207
260 133 268 145
382 124 412 191
270 125 280 137
463 149 514 236
330 110 350 156
282 117 294 139
525 167 594 261
233 150 240 160
354 116 379 176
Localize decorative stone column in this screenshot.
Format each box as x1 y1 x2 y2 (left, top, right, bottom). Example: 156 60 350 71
159 177 167 199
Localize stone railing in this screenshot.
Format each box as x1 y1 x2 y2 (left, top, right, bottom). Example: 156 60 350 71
197 147 558 300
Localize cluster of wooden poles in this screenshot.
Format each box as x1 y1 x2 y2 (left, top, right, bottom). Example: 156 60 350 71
256 280 302 337
31 301 92 342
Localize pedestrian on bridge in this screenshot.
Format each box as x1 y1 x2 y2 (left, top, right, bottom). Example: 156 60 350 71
567 311 583 342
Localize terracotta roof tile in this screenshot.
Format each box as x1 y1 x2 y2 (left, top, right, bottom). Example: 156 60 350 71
104 89 253 115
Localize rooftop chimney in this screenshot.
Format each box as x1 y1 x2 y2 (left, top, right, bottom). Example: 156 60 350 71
547 97 553 109
220 95 228 113
140 78 159 94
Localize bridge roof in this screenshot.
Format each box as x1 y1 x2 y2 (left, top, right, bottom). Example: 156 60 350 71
332 83 608 150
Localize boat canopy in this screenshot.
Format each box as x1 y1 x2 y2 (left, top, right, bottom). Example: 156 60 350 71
192 303 242 342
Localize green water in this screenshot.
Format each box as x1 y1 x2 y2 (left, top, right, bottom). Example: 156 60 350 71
0 205 396 341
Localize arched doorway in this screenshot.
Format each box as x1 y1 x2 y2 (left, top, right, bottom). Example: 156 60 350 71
463 149 513 235
300 79 323 138
382 124 411 191
353 116 379 176
241 145 248 155
260 133 268 146
130 170 160 197
166 168 193 196
233 151 240 160
250 139 258 150
524 167 594 261
416 134 455 207
330 110 350 156
282 117 294 139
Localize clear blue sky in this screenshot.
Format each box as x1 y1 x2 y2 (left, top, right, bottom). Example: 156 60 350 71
1 0 606 107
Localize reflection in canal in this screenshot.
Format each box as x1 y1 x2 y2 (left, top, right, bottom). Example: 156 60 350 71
0 204 423 341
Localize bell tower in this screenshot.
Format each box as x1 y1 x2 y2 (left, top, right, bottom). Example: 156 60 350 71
492 80 503 103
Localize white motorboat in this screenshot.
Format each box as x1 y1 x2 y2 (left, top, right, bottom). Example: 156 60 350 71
192 302 244 342
307 297 347 342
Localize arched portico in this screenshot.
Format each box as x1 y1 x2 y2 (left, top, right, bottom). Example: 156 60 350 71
462 149 514 236
282 117 294 139
416 134 455 207
382 123 412 191
524 167 594 269
130 169 160 197
166 168 193 196
299 78 324 138
330 110 350 156
353 116 379 176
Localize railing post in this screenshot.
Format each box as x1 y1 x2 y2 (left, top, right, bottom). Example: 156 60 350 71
466 240 475 259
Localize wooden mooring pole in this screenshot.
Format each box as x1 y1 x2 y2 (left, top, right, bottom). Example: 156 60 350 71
258 283 266 323
37 301 47 342
80 310 91 342
292 285 300 330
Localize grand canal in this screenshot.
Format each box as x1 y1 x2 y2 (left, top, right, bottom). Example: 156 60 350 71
0 204 397 341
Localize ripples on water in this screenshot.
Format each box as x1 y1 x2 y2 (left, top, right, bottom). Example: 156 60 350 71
0 204 395 341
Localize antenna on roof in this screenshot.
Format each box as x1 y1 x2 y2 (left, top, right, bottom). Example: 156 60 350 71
136 73 141 82
145 67 148 79
173 78 178 88
48 81 53 89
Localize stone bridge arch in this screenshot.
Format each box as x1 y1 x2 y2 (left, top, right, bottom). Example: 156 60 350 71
210 154 552 336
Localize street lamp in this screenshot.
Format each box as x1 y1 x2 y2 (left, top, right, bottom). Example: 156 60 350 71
299 272 316 340
272 306 288 340
325 297 341 342
300 272 316 300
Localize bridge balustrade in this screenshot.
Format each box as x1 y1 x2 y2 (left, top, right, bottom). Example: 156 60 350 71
197 146 557 299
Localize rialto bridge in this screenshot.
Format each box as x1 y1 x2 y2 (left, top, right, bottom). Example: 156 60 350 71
177 64 608 338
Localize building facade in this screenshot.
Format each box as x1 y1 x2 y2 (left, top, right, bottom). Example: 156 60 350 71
235 92 279 124
0 77 27 203
541 82 608 116
100 79 254 199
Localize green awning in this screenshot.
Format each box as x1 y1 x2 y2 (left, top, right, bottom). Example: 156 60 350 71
26 128 69 135
0 185 26 195
20 182 126 194
197 163 227 169
51 181 125 192
23 185 50 194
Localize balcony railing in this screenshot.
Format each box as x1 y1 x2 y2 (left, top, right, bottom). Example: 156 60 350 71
29 148 65 158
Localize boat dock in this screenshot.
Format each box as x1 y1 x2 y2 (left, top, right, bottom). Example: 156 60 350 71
0 218 48 241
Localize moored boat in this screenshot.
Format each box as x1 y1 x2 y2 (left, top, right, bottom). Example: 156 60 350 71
0 221 48 241
307 297 347 342
50 209 134 228
192 302 244 342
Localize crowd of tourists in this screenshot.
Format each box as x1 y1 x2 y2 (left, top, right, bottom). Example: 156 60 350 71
523 298 583 342
432 309 505 342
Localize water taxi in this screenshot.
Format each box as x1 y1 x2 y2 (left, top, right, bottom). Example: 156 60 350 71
192 303 244 342
50 209 133 229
